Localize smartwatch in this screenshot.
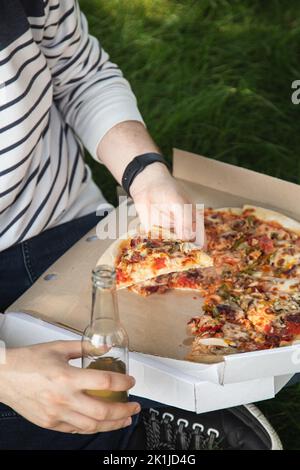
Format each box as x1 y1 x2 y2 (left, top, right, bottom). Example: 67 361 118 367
122 152 170 197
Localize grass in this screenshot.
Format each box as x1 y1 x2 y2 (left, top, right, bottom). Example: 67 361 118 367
80 0 300 448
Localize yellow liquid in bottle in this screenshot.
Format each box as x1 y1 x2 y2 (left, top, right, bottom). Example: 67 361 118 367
85 357 128 403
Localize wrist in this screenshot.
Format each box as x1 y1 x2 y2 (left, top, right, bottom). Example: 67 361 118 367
130 162 171 198
122 153 170 197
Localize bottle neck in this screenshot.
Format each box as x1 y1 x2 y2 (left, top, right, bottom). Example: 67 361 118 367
91 282 120 324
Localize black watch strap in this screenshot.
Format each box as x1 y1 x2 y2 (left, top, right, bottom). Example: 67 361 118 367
122 152 169 197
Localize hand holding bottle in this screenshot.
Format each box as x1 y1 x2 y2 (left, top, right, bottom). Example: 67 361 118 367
0 341 140 434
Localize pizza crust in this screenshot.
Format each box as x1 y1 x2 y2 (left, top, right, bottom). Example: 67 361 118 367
213 207 243 215
187 338 300 363
185 353 225 364
243 205 300 234
97 227 139 268
130 285 201 296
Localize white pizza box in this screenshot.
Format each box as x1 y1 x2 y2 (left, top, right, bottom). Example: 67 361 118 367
0 311 277 413
5 148 300 412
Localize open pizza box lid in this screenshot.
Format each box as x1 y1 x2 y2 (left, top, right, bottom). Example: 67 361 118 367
5 148 300 412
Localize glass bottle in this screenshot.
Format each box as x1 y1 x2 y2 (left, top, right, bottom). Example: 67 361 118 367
81 265 129 402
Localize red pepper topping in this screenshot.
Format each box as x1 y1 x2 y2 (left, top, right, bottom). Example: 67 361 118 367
116 268 128 283
153 257 167 270
258 235 274 254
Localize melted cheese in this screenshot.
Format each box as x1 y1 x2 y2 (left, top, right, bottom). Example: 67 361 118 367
247 302 275 332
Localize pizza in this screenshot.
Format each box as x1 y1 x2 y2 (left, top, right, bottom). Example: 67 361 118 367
187 206 300 361
187 288 300 360
205 206 300 279
106 227 213 289
122 205 300 362
129 268 216 296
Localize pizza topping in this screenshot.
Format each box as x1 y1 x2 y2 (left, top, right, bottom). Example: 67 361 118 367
222 322 250 341
263 334 281 348
215 303 242 322
292 293 300 303
198 337 229 347
273 298 300 313
152 256 167 270
187 315 224 336
116 268 129 283
283 265 298 277
245 214 256 227
231 219 246 230
285 313 300 323
128 252 144 263
220 231 238 240
257 235 274 254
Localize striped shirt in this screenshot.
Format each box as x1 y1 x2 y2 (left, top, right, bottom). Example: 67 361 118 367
0 0 143 252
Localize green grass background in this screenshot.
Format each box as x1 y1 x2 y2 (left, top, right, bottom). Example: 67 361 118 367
80 0 300 449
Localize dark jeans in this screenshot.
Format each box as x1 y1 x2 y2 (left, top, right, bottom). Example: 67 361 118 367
0 212 162 450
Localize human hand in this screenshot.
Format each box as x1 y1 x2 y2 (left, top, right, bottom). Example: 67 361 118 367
0 341 140 434
130 162 205 245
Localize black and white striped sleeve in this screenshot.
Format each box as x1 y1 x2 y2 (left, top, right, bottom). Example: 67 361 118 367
42 0 144 159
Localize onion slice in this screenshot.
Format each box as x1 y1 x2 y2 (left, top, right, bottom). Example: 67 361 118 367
198 337 229 347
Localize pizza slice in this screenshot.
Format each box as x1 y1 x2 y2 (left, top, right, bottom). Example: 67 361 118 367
129 268 217 296
128 274 170 296
234 206 300 277
221 274 300 296
246 298 300 348
112 227 213 289
186 315 267 363
206 205 300 278
186 283 300 362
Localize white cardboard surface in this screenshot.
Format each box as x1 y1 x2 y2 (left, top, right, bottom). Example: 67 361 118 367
222 346 300 385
